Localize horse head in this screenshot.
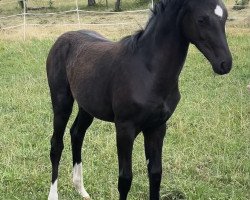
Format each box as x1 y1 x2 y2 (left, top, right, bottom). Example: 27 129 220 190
180 0 232 75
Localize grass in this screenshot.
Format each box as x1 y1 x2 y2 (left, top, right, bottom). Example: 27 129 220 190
0 26 249 200
0 1 250 198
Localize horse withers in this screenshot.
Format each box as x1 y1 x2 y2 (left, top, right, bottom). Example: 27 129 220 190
47 0 232 199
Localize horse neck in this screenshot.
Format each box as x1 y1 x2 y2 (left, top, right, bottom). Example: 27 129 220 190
138 12 189 94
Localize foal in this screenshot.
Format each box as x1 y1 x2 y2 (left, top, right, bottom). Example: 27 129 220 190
47 0 232 199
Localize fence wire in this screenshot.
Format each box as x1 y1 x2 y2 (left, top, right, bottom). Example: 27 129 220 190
0 0 249 40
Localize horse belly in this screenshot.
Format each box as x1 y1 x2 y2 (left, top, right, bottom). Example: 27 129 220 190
72 80 115 122
81 100 114 122
67 51 116 121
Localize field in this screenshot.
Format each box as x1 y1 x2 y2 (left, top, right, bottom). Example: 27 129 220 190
0 1 250 200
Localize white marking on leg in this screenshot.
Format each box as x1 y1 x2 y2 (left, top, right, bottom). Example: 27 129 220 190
214 5 223 18
73 162 90 199
146 159 149 165
48 179 58 200
247 84 250 92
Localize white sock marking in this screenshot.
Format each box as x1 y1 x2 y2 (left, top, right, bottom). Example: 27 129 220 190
214 5 223 18
48 179 58 200
73 162 90 199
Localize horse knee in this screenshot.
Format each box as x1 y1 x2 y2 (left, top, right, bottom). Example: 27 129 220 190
118 175 132 196
149 172 162 182
148 166 162 182
118 169 132 195
148 168 162 200
50 137 64 159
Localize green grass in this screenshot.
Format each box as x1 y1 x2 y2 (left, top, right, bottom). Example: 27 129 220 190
0 32 249 200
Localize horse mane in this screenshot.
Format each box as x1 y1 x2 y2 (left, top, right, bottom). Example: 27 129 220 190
120 0 185 52
119 30 144 51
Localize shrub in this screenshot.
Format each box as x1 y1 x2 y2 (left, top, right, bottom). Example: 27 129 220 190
233 0 250 10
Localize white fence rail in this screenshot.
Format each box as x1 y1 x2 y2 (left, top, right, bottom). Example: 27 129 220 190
0 0 249 40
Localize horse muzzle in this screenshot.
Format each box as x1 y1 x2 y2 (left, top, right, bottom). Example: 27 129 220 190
212 56 232 75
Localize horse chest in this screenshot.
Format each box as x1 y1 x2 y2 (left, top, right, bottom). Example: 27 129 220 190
144 104 170 127
141 91 180 129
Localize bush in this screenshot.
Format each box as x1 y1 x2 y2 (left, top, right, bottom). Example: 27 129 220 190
233 0 250 10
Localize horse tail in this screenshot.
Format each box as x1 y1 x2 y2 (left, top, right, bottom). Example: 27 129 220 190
46 35 74 114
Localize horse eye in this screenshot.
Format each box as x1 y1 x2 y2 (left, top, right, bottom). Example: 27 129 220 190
198 19 205 24
197 16 209 25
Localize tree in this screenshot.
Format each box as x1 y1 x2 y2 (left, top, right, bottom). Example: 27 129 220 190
233 0 249 10
115 0 121 11
88 0 96 6
18 0 27 10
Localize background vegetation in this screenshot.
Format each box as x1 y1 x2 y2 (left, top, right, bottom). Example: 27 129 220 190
1 0 249 14
15 0 250 11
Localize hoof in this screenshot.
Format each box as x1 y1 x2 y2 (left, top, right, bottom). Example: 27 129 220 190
48 180 58 200
48 193 58 200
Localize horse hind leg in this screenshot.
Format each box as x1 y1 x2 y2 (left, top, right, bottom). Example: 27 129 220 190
48 88 74 200
47 37 75 199
70 107 93 199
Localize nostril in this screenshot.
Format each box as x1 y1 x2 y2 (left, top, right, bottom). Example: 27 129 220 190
220 60 232 74
220 61 230 72
221 61 226 70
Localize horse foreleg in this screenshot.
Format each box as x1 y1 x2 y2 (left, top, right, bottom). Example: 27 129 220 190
70 108 93 199
143 124 166 200
115 121 136 200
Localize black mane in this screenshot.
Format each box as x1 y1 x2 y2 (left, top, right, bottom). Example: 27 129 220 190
152 0 183 16
120 0 185 51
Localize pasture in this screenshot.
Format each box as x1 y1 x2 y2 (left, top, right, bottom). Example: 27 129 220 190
0 6 250 200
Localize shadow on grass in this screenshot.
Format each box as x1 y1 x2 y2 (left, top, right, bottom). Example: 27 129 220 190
161 189 186 200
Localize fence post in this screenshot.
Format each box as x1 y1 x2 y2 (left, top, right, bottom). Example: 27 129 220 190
75 0 81 28
23 0 26 40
